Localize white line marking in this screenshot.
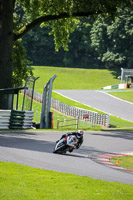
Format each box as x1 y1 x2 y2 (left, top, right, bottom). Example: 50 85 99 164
99 91 133 105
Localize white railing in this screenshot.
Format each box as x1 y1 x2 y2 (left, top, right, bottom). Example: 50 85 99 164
25 89 110 127
51 99 110 127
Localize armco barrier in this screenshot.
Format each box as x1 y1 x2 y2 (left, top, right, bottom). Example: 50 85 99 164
0 110 34 129
10 110 34 129
0 110 11 129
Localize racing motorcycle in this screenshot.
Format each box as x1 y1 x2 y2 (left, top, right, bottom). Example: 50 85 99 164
53 135 79 154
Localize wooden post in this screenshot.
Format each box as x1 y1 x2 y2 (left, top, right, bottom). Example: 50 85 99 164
76 117 79 129
57 119 59 129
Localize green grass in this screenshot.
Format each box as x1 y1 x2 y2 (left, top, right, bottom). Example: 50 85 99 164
109 90 133 103
33 66 120 92
110 156 133 171
0 162 133 200
15 66 133 130
109 115 133 128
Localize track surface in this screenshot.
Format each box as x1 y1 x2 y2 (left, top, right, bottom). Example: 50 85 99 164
54 90 133 122
0 131 133 185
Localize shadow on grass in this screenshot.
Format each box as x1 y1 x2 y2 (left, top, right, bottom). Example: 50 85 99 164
109 67 121 79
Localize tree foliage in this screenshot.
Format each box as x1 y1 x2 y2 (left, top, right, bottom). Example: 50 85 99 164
90 6 133 69
23 18 102 68
0 0 133 88
12 39 33 87
23 5 133 70
14 0 133 49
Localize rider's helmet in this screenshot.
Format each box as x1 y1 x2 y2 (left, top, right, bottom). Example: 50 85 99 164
77 130 84 136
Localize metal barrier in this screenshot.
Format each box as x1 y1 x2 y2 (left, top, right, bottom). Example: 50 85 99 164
0 110 11 129
10 110 34 129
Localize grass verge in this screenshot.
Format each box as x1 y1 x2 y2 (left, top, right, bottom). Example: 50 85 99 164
110 156 133 171
33 66 119 92
0 162 133 200
109 90 133 103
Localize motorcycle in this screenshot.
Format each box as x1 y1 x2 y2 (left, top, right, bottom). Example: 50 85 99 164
53 135 79 154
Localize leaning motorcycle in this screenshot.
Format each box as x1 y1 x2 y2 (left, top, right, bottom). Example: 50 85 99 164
53 135 79 154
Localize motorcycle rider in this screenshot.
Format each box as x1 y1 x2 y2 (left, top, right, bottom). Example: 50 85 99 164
59 130 84 152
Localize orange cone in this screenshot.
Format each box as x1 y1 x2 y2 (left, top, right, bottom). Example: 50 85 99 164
117 159 119 164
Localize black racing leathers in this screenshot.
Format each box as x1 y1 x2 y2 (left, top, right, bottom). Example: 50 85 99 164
60 131 83 149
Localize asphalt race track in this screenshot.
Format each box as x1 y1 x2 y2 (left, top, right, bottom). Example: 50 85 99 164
54 90 133 122
0 131 133 185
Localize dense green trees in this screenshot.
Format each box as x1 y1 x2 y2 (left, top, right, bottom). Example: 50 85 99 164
23 26 64 67
91 6 133 69
0 0 132 88
23 6 133 70
23 19 101 68
62 19 102 68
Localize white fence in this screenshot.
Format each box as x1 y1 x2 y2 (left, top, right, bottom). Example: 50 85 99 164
51 99 110 127
25 89 110 127
57 118 79 129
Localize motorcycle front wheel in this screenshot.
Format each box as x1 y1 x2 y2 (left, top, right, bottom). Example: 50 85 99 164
53 143 67 154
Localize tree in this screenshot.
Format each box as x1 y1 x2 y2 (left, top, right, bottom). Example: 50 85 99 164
0 0 13 88
12 39 33 87
62 18 102 68
90 6 133 69
23 19 102 68
23 25 64 66
0 0 132 88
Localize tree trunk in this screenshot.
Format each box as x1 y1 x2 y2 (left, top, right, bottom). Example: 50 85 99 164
0 0 13 89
